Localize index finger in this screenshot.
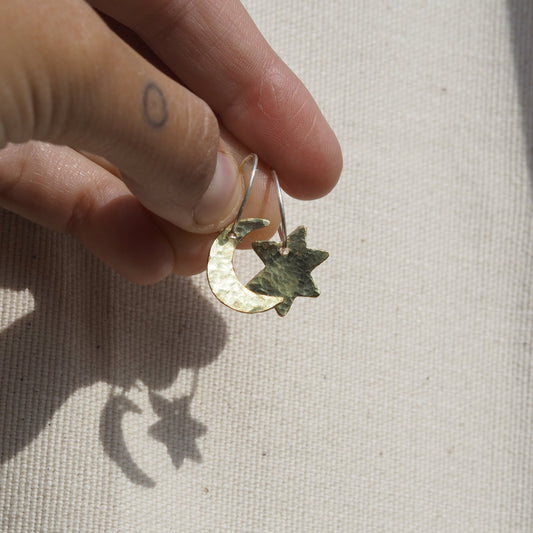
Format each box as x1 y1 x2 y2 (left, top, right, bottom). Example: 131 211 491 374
89 0 342 200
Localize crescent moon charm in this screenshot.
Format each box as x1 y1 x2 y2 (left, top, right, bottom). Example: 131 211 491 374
207 218 284 313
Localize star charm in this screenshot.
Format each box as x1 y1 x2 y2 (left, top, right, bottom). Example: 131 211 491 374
148 392 207 468
246 226 329 316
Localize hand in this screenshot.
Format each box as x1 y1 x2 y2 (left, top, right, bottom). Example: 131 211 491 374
0 0 342 283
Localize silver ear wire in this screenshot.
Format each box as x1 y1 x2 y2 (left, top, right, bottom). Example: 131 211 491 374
230 153 259 236
270 169 287 249
230 154 287 245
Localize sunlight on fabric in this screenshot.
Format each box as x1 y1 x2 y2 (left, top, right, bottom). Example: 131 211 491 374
0 288 35 331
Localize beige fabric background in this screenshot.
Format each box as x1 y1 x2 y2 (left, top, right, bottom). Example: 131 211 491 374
1 0 533 531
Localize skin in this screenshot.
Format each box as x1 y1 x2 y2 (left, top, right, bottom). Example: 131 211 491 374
0 0 342 283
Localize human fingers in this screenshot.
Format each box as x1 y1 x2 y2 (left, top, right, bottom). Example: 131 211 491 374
0 141 281 280
89 0 343 200
0 0 243 234
0 142 174 283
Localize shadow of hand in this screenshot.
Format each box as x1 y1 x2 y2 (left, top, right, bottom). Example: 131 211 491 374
0 211 227 485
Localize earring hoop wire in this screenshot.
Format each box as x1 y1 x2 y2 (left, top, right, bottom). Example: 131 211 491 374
270 169 288 248
231 153 258 234
230 154 287 248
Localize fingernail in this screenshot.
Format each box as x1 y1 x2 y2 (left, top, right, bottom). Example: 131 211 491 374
193 151 241 228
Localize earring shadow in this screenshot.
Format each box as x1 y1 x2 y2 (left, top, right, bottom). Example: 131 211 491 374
0 210 227 485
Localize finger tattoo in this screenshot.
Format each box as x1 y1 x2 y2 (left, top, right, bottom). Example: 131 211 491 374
142 82 168 128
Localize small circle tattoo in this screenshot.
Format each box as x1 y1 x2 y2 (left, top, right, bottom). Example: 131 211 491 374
143 82 168 128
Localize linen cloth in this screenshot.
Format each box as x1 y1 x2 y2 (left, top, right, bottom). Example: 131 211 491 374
1 1 532 531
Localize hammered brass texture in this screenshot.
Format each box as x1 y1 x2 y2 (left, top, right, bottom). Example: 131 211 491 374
246 226 329 316
207 218 284 313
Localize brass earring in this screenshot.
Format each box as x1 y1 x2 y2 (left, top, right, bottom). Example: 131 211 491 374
207 154 328 316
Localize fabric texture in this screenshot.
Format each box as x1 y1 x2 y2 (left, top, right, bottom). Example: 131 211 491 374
1 1 533 531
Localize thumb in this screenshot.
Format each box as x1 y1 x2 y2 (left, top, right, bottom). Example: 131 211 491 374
0 0 242 233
